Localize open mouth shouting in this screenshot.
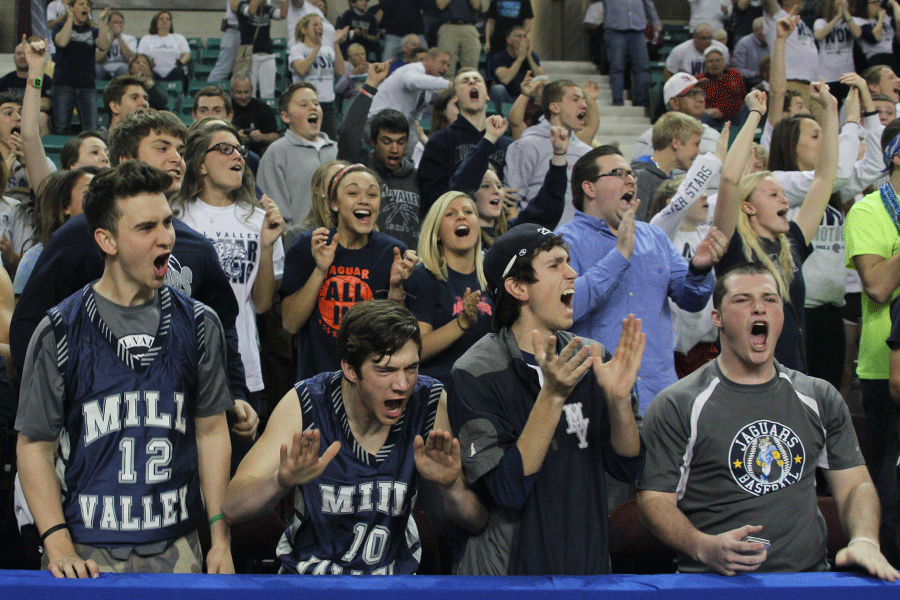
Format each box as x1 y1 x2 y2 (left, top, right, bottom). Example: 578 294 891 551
154 252 171 279
454 224 470 237
352 207 372 225
384 397 404 419
750 320 768 352
620 190 635 203
561 288 574 310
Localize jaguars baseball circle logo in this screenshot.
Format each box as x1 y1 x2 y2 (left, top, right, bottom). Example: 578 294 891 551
729 420 805 496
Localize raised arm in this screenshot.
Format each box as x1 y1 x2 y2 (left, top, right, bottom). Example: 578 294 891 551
291 43 321 76
416 288 481 362
20 37 53 196
714 90 767 243
507 70 534 140
416 391 488 533
650 134 727 239
767 10 797 128
223 387 340 523
792 81 839 244
281 228 335 334
337 62 390 162
54 6 75 48
250 196 284 314
332 28 349 77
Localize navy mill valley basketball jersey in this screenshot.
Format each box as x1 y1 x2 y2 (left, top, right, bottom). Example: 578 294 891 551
277 371 442 575
50 285 207 547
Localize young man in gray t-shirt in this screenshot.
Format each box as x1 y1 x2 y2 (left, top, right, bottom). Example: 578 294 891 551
637 262 898 581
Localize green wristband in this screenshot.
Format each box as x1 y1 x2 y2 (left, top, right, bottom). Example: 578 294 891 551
208 513 225 527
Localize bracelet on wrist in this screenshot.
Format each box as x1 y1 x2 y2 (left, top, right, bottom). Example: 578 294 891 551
862 110 878 117
749 109 763 116
39 523 69 545
456 314 470 331
553 151 567 156
208 513 225 527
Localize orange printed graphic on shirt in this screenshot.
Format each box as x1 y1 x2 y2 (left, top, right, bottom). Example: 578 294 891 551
317 266 374 337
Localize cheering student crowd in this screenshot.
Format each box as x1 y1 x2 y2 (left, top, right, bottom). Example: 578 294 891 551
2 0 900 583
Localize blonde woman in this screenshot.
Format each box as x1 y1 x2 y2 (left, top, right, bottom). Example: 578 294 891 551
405 191 492 384
289 13 348 139
715 85 838 372
304 159 349 229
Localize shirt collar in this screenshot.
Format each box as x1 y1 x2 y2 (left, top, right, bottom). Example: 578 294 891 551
574 209 615 235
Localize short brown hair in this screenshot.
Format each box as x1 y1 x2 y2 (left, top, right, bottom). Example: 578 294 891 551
541 79 578 121
337 300 422 375
108 110 187 165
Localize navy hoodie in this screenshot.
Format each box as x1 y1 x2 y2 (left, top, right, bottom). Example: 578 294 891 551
417 114 513 216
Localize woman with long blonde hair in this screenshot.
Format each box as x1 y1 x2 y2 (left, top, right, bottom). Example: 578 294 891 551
405 190 491 385
715 84 839 372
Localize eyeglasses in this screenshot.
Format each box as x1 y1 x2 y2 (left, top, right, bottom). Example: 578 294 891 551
206 142 248 158
596 168 636 181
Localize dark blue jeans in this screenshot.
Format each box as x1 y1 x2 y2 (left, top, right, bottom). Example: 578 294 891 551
605 28 650 106
52 85 98 135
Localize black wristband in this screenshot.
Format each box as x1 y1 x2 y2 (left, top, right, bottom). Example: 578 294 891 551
862 110 878 117
688 262 713 277
39 523 69 545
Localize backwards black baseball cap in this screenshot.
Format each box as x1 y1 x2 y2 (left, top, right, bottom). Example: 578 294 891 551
483 223 558 302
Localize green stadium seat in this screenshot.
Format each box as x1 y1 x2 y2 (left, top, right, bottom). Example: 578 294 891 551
193 63 214 79
187 37 204 51
201 48 220 65
41 134 73 154
206 37 221 50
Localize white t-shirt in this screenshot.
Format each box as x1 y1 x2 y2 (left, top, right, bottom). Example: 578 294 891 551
813 18 856 83
137 33 191 78
670 227 717 352
288 42 337 102
99 33 138 73
46 1 66 23
763 8 818 81
688 0 731 31
287 0 335 47
665 39 729 77
854 16 896 58
584 2 603 26
179 199 285 393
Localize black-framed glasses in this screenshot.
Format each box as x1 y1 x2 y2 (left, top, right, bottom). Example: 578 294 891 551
596 168 635 181
206 142 248 158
